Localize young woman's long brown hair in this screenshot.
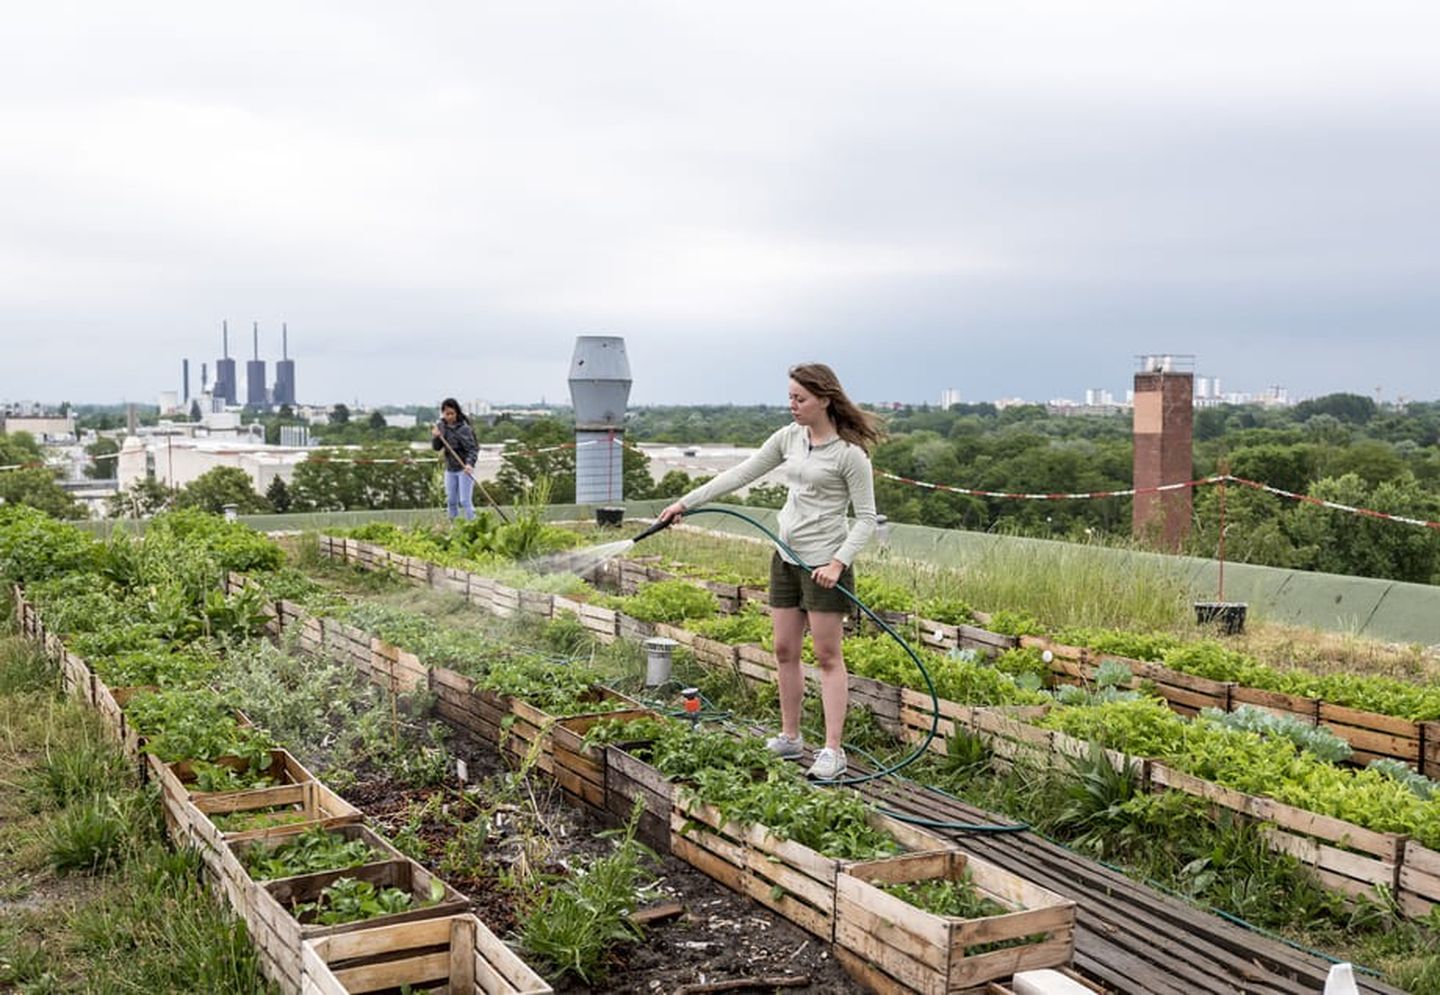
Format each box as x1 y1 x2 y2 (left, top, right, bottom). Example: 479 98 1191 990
789 363 885 454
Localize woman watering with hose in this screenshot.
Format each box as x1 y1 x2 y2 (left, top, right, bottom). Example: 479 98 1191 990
432 397 480 521
656 363 882 780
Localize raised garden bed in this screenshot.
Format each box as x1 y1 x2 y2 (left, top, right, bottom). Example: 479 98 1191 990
835 849 1076 993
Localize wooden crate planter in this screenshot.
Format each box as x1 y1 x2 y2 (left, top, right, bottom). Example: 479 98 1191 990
651 622 696 649
604 741 673 854
670 788 950 942
835 850 1076 995
574 601 619 642
247 858 469 994
1319 702 1423 768
1399 841 1440 918
1148 762 1403 901
430 666 503 745
301 914 551 995
60 647 94 702
369 639 427 694
699 579 741 614
851 674 903 737
491 583 521 618
956 625 1018 655
220 822 406 923
497 688 636 775
618 613 655 642
518 588 553 619
552 708 660 809
739 584 769 607
691 635 739 670
916 617 960 653
735 643 777 685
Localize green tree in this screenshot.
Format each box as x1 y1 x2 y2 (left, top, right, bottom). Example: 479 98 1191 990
496 420 576 503
175 466 271 515
1284 473 1440 583
367 410 387 431
266 476 292 513
0 432 83 519
107 477 175 518
84 437 120 480
289 446 438 511
331 403 351 425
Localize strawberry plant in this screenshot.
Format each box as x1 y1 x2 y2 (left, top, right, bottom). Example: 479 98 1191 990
241 827 379 880
292 876 440 926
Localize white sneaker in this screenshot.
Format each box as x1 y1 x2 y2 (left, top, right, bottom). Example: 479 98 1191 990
806 747 847 780
766 733 804 759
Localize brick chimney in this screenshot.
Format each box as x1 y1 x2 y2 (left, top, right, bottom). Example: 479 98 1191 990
1132 358 1194 550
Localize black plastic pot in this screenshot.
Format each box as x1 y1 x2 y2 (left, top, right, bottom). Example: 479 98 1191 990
1194 601 1247 635
595 506 625 527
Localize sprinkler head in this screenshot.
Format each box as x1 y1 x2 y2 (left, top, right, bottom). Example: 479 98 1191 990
680 687 702 729
632 516 676 543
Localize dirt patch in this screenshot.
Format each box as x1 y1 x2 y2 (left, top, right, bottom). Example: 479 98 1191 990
342 735 862 994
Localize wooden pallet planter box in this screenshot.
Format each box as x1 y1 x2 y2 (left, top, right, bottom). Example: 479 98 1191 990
651 622 695 648
670 788 951 942
896 689 1046 759
619 559 652 595
1148 762 1403 901
222 822 406 924
916 618 960 653
301 913 551 995
465 574 497 612
735 643 777 685
618 613 656 642
835 850 1077 994
698 579 741 614
604 742 674 854
956 626 1018 655
552 708 661 809
429 666 500 743
691 635 738 670
402 555 431 582
1318 702 1423 768
852 674 903 737
1044 654 1232 718
574 601 618 642
60 647 95 703
1398 841 1440 918
518 589 553 619
491 583 521 618
1228 686 1319 726
498 688 636 775
247 858 469 994
739 585 769 607
298 615 326 654
369 639 427 694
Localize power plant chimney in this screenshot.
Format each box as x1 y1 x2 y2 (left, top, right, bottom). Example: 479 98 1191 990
274 322 297 406
182 359 190 403
214 321 238 406
246 321 268 408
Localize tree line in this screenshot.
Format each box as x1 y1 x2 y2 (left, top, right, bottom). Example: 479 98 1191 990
11 391 1440 584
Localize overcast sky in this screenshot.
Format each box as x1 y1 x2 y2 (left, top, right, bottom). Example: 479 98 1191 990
3 2 1438 409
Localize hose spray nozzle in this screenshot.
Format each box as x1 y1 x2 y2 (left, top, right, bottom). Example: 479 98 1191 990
632 516 677 543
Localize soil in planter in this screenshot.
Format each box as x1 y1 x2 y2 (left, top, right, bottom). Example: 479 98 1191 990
342 733 861 993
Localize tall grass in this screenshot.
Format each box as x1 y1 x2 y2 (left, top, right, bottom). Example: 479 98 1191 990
870 539 1192 633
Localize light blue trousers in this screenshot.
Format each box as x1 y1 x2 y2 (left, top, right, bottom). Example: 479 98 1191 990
444 470 475 520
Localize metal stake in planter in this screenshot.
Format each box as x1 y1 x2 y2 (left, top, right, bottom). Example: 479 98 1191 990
643 637 677 687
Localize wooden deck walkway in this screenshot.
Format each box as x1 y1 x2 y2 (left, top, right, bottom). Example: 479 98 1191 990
845 769 1408 995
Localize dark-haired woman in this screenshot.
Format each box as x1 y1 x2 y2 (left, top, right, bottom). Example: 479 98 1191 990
658 363 882 780
431 398 480 521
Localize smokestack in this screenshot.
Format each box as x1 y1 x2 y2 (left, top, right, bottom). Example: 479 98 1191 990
202 362 208 390
253 321 259 360
283 322 288 360
182 359 190 402
223 320 229 358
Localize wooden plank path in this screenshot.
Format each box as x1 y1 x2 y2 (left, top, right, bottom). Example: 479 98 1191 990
832 760 1407 995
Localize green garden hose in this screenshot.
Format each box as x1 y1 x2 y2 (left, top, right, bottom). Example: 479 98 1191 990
637 506 1027 833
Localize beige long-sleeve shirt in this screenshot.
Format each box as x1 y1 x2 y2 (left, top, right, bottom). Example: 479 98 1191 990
679 422 876 568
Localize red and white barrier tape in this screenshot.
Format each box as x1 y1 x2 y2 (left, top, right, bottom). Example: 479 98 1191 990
876 470 1223 501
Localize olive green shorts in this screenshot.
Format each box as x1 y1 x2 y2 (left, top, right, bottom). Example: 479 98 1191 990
769 551 853 614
